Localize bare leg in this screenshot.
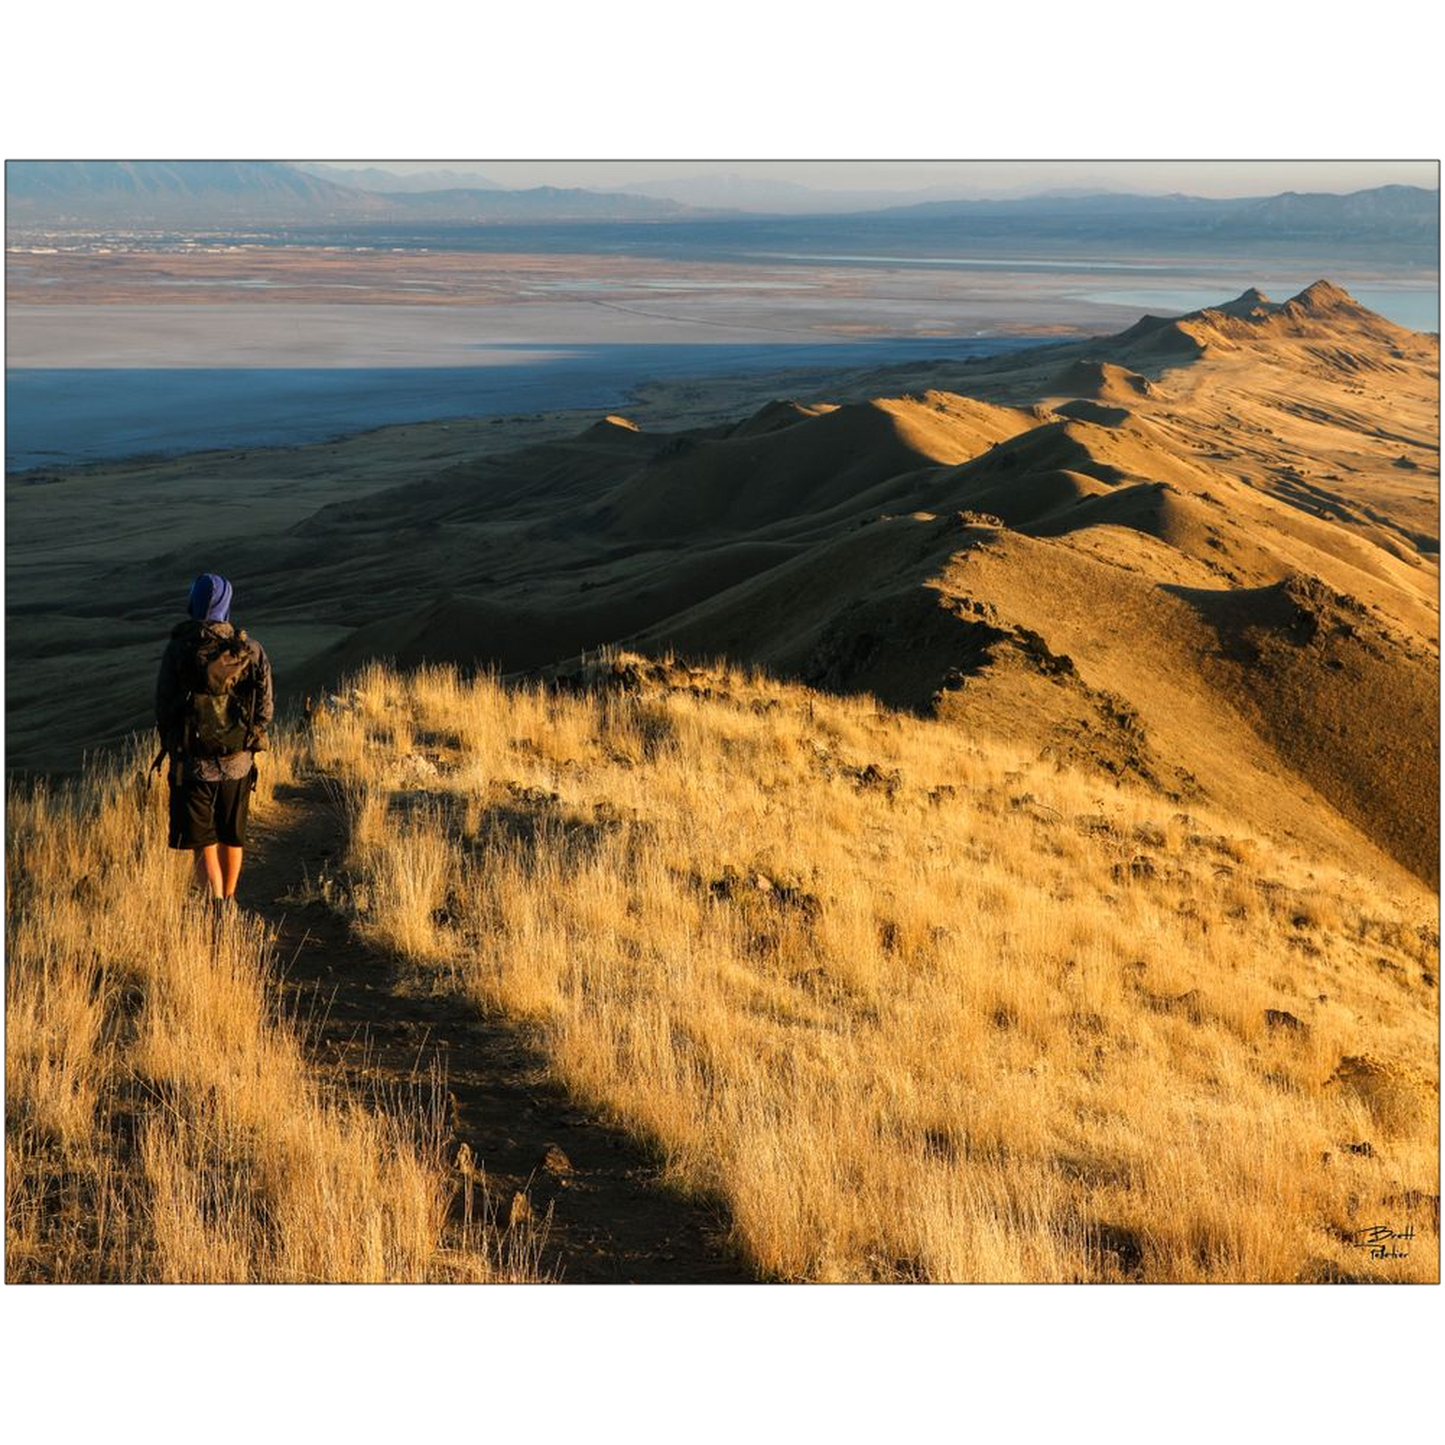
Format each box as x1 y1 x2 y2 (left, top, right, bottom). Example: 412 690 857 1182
193 845 224 899
218 844 244 900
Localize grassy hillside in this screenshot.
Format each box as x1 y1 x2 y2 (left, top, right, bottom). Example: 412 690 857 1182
5 737 538 1283
305 657 1438 1282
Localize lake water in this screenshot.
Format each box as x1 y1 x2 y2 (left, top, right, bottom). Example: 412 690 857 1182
5 337 1037 472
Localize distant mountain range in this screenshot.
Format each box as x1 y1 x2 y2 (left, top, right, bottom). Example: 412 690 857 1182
5 161 1438 244
610 172 930 214
843 184 1440 238
4 160 691 225
296 164 506 193
6 160 364 219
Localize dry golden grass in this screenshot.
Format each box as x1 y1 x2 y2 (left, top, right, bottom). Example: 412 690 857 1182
312 656 1439 1282
5 733 537 1283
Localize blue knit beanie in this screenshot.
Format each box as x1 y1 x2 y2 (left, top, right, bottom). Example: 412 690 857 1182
188 573 233 623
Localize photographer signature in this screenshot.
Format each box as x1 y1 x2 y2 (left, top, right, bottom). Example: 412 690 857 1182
1352 1224 1414 1260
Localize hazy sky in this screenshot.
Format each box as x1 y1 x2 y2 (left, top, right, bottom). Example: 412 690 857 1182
315 160 1439 198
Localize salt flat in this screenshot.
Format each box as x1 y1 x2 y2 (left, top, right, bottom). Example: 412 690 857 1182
11 247 1434 368
6 291 1090 369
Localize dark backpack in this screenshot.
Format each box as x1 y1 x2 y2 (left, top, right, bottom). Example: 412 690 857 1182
180 623 256 757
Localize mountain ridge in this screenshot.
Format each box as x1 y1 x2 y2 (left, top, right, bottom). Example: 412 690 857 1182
4 160 697 224
6 163 1437 239
283 281 1439 883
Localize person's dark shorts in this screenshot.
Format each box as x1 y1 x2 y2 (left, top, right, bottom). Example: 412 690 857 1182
168 772 254 850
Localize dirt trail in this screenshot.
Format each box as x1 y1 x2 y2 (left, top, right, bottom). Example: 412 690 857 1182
244 778 749 1284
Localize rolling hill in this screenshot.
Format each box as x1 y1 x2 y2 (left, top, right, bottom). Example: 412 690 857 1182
6 282 1439 894
261 282 1438 885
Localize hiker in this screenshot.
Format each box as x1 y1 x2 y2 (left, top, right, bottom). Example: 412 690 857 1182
154 573 274 911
